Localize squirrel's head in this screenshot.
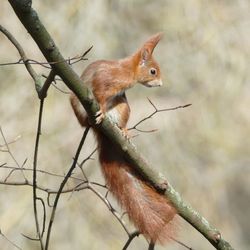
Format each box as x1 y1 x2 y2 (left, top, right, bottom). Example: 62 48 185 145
135 33 163 88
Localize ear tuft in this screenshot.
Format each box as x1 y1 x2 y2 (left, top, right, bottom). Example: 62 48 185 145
139 32 163 63
147 32 164 46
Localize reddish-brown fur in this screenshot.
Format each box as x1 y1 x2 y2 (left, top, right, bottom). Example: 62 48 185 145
70 33 176 244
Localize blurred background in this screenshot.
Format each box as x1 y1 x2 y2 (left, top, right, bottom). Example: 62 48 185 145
0 0 249 249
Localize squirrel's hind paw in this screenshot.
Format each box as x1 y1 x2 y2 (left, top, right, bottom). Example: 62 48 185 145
121 128 131 140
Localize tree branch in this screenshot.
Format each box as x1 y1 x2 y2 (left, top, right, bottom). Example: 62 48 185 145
45 126 90 250
0 24 43 92
32 99 45 249
0 229 22 250
122 231 140 250
7 1 234 249
0 127 27 181
129 99 191 133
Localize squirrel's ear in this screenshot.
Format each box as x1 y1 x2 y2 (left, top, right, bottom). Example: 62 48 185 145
140 32 163 63
141 48 150 62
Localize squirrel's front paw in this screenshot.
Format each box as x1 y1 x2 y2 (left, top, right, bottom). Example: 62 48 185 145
95 110 105 124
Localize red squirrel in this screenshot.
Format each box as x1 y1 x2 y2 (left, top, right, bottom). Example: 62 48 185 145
70 33 176 245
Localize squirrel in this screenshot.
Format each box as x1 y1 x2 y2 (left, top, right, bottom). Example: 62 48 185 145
70 33 176 245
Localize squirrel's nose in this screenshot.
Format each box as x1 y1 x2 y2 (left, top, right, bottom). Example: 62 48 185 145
157 79 163 86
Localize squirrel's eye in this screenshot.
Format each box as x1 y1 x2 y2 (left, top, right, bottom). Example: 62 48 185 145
150 68 157 75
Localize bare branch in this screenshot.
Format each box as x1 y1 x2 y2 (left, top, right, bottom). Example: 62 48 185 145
0 25 91 98
38 70 55 99
0 179 89 194
37 197 46 238
42 74 71 95
0 134 21 148
21 233 40 242
45 126 90 250
0 48 92 68
1 144 194 250
122 231 140 250
67 46 93 65
77 159 133 237
0 229 22 250
87 183 131 236
0 165 84 182
0 58 51 69
170 237 194 250
0 127 27 181
129 98 192 132
4 158 27 182
32 99 45 250
0 24 42 90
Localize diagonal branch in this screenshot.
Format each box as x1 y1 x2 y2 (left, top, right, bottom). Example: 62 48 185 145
0 229 22 250
0 127 27 181
45 126 90 250
7 1 234 250
0 24 43 92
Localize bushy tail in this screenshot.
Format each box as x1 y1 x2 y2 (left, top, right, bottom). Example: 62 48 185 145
98 135 176 244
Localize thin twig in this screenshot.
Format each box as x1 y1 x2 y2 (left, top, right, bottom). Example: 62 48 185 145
0 127 27 181
37 197 46 238
0 58 51 69
0 55 86 68
0 178 107 195
0 165 84 182
122 231 140 250
0 47 92 68
129 98 192 132
43 72 70 95
45 126 90 250
78 165 131 236
68 45 93 65
4 158 27 182
0 134 21 148
87 182 131 236
0 25 42 92
77 147 97 181
170 236 194 250
79 147 97 168
0 25 42 88
21 233 40 241
0 229 22 250
38 70 56 99
0 176 132 240
0 179 73 193
32 99 45 249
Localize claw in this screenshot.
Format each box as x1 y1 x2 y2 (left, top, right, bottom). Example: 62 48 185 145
95 110 104 124
121 128 131 141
